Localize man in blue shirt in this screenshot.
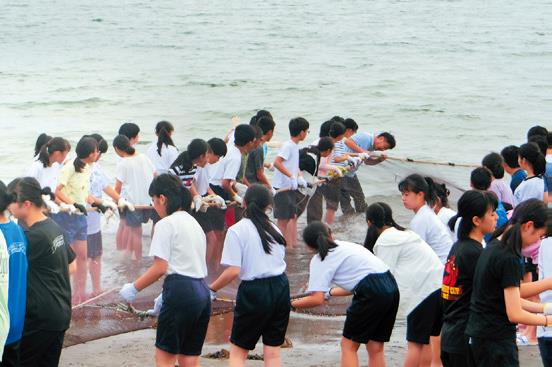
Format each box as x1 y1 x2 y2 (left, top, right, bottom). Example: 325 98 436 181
500 145 527 193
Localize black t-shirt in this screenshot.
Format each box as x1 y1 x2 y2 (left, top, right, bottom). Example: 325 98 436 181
441 239 483 353
244 146 264 184
465 239 524 340
24 218 75 333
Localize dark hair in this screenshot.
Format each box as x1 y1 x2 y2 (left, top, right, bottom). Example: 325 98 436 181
482 152 505 179
155 121 175 155
257 116 275 135
364 202 406 252
398 174 436 205
330 116 345 123
170 151 193 172
243 184 286 254
289 117 310 137
303 221 338 261
528 135 548 156
490 199 551 255
377 132 396 149
317 137 334 152
470 167 493 190
501 145 521 169
329 122 346 139
519 142 546 176
449 190 498 241
88 133 108 154
207 137 227 157
234 124 256 147
343 118 358 132
118 122 140 140
319 120 334 138
148 174 192 215
34 133 52 157
74 136 98 173
256 109 273 120
434 182 451 208
187 139 209 161
527 125 548 140
7 177 50 208
113 134 136 155
253 125 263 140
38 137 70 168
0 181 16 212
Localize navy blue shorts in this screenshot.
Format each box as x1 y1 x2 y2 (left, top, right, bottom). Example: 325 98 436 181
191 210 214 233
86 231 103 259
124 209 151 228
407 289 443 344
273 190 298 220
156 274 211 356
51 212 87 244
343 271 400 344
231 274 291 350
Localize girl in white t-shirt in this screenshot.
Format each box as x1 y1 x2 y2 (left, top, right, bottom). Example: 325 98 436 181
113 134 156 261
514 142 546 206
209 184 289 367
292 221 399 367
432 182 457 242
26 137 71 192
146 121 179 175
120 174 210 367
398 174 453 263
365 202 444 367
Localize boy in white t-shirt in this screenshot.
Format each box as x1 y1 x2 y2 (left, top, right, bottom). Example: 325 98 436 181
273 117 310 247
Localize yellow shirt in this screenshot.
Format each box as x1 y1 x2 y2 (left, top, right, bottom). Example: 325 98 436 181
59 163 90 205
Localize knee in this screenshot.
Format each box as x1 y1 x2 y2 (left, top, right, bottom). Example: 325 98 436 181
366 341 384 354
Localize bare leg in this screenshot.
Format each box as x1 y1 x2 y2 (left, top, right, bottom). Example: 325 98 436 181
177 355 200 367
71 239 88 303
277 219 292 247
155 348 176 367
229 343 248 367
404 341 423 367
367 341 386 367
430 336 443 367
340 337 360 367
116 218 126 251
325 208 336 225
287 216 298 247
88 256 102 295
263 345 282 367
129 225 143 261
420 344 432 367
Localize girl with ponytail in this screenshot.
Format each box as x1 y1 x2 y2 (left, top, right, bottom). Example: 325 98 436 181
440 190 498 366
292 221 399 367
432 182 457 241
26 137 71 192
54 136 98 304
398 174 453 263
514 142 547 206
364 202 444 367
7 177 75 365
146 121 179 174
119 174 210 367
209 184 290 367
466 199 552 366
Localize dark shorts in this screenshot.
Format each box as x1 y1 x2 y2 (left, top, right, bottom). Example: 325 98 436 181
343 271 400 344
322 179 340 210
210 184 231 201
2 341 20 367
231 274 291 350
87 231 103 258
51 212 87 244
125 209 153 228
191 211 214 233
273 190 298 220
156 274 211 356
206 207 226 231
19 330 65 367
406 289 443 344
539 337 552 367
469 337 519 367
523 257 538 281
441 350 474 367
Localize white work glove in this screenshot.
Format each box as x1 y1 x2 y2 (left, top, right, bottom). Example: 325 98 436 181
324 288 333 301
359 152 370 161
59 202 78 214
544 303 552 315
347 156 362 167
234 182 248 198
119 282 139 303
212 195 227 210
266 162 275 172
290 176 298 190
209 288 217 301
271 187 277 196
43 195 60 214
193 195 203 213
233 194 244 206
103 199 119 212
118 198 135 212
297 176 308 188
146 293 163 316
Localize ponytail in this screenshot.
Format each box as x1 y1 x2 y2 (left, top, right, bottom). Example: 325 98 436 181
74 136 98 173
34 133 52 157
155 121 175 155
454 190 498 241
303 221 338 261
148 174 191 215
519 143 546 176
113 135 136 156
243 184 286 254
37 137 70 168
364 202 405 252
7 177 47 208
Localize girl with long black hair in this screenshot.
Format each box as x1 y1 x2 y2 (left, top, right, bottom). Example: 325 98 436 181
514 142 546 206
209 184 290 367
146 121 178 174
26 137 71 192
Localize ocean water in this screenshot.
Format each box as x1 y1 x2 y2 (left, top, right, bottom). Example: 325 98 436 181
1 0 551 193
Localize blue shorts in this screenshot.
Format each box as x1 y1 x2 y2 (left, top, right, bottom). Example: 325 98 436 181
156 274 211 356
51 212 87 244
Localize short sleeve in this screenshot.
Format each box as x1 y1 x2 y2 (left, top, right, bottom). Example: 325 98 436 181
25 230 48 263
306 256 336 292
499 254 522 289
167 146 179 167
115 161 126 183
58 164 74 187
278 142 292 161
148 220 172 261
97 167 111 190
222 156 242 181
220 229 243 267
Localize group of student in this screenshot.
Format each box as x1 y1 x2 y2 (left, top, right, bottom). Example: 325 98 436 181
0 115 551 367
